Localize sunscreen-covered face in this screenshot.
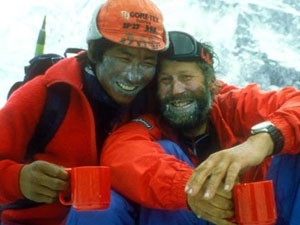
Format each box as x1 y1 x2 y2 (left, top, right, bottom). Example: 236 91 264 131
95 44 157 105
158 59 212 130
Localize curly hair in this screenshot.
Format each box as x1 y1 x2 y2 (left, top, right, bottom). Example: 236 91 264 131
157 40 219 97
195 42 219 97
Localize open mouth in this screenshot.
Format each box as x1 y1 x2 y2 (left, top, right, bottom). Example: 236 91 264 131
116 81 137 92
170 99 194 108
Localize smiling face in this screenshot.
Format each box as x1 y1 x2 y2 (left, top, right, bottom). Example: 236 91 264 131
95 44 158 105
157 59 212 132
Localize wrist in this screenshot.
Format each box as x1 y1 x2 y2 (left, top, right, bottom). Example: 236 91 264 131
249 133 274 156
250 121 284 154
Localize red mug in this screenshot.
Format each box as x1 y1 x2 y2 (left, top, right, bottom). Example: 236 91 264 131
233 180 277 225
59 166 111 210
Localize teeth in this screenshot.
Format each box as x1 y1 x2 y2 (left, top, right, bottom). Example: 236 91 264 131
172 100 192 107
117 82 136 91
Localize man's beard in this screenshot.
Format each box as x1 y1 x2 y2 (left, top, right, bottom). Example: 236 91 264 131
159 88 212 132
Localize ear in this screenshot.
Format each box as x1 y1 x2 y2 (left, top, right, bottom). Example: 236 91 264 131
87 53 98 64
87 42 99 63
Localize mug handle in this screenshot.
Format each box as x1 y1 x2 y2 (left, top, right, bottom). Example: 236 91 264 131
59 168 72 205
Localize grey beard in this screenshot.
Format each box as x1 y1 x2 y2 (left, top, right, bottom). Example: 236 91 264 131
161 96 212 132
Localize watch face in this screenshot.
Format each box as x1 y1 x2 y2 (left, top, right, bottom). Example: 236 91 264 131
251 121 275 135
252 121 273 130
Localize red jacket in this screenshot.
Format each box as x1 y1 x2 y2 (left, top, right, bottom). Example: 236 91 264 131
0 57 100 224
101 81 300 210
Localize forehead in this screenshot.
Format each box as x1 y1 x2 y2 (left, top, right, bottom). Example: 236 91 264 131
158 59 203 76
105 44 158 58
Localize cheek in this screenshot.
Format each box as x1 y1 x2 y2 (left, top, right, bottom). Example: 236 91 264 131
100 57 128 75
142 68 156 82
107 62 127 75
157 84 169 98
186 79 205 92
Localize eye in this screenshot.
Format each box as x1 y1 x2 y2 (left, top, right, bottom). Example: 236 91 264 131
140 60 156 69
116 55 131 63
158 75 172 84
181 75 193 81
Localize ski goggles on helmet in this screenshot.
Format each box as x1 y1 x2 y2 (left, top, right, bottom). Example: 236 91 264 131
163 31 213 65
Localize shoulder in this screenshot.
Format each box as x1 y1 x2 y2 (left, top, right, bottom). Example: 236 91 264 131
44 57 84 88
131 114 157 129
110 114 163 141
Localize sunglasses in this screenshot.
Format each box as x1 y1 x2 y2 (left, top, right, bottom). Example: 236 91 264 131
165 31 213 65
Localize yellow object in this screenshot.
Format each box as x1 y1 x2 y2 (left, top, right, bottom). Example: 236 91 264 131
34 15 46 56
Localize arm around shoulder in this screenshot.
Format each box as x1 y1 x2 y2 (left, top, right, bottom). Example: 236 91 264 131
101 114 193 209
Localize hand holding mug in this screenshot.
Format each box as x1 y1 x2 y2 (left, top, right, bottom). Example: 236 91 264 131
20 160 69 203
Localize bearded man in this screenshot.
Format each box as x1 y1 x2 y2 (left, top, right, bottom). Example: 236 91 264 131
100 31 300 225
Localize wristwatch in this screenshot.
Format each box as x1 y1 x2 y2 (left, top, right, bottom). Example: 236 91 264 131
250 121 284 154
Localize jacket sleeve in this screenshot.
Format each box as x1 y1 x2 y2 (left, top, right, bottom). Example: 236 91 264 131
0 79 47 204
101 114 193 210
214 82 300 154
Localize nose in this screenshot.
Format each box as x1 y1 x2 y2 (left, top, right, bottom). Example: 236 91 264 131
126 63 143 84
171 80 185 96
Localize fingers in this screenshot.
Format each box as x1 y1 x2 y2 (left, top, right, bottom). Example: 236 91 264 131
190 200 233 219
19 161 69 203
202 158 231 199
36 172 69 191
215 183 232 200
188 192 235 225
25 183 60 203
224 162 241 192
186 152 232 199
34 160 69 181
185 153 222 196
197 212 237 225
186 148 248 200
25 161 69 191
185 165 209 196
209 193 233 213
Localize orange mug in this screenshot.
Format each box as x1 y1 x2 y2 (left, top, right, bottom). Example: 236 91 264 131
59 166 110 210
233 180 277 225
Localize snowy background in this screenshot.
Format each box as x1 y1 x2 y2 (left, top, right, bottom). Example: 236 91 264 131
0 0 299 108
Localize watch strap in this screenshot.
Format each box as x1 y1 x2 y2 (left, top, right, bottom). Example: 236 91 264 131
268 125 284 154
251 122 284 154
